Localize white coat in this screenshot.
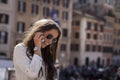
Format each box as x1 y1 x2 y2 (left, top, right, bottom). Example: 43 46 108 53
13 43 46 80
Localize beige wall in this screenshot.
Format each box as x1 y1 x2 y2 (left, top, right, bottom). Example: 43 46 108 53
0 0 15 58
71 11 112 65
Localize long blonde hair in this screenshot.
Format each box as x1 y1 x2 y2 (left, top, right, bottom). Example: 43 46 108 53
23 19 62 80
23 19 61 45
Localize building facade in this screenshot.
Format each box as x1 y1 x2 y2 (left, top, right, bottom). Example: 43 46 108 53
102 15 114 65
71 0 116 66
0 0 15 58
0 0 119 68
113 12 120 65
71 11 106 66
115 0 120 12
74 0 115 17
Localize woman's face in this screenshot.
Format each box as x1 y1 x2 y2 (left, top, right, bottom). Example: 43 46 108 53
41 29 59 48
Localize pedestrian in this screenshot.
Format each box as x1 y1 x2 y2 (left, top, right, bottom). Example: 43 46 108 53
114 67 120 80
13 19 62 80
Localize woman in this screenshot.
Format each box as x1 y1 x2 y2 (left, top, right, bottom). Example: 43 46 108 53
13 19 62 80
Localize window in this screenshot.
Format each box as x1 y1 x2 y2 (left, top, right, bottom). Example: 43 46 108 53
31 4 38 15
0 13 9 24
94 23 98 31
92 45 96 51
43 0 50 3
0 52 6 56
98 46 101 52
87 22 91 30
94 34 97 40
43 7 50 17
75 44 79 51
71 44 79 51
75 32 79 39
0 31 8 44
103 46 113 53
62 11 68 21
87 33 90 39
53 0 59 6
61 44 66 51
100 25 104 32
0 0 8 4
17 22 25 33
75 21 80 26
63 0 69 8
18 1 26 12
63 29 67 37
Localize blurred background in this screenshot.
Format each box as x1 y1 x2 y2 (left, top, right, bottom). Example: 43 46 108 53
0 0 120 80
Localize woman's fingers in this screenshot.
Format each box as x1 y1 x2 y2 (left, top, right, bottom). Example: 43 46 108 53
34 32 43 40
34 32 43 47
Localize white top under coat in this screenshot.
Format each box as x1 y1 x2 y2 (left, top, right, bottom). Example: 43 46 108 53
13 43 46 80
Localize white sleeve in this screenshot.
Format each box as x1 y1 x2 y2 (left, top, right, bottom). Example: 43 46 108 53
13 44 42 79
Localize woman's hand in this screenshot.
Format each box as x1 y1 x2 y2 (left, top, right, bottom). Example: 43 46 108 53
33 32 44 56
33 32 44 48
